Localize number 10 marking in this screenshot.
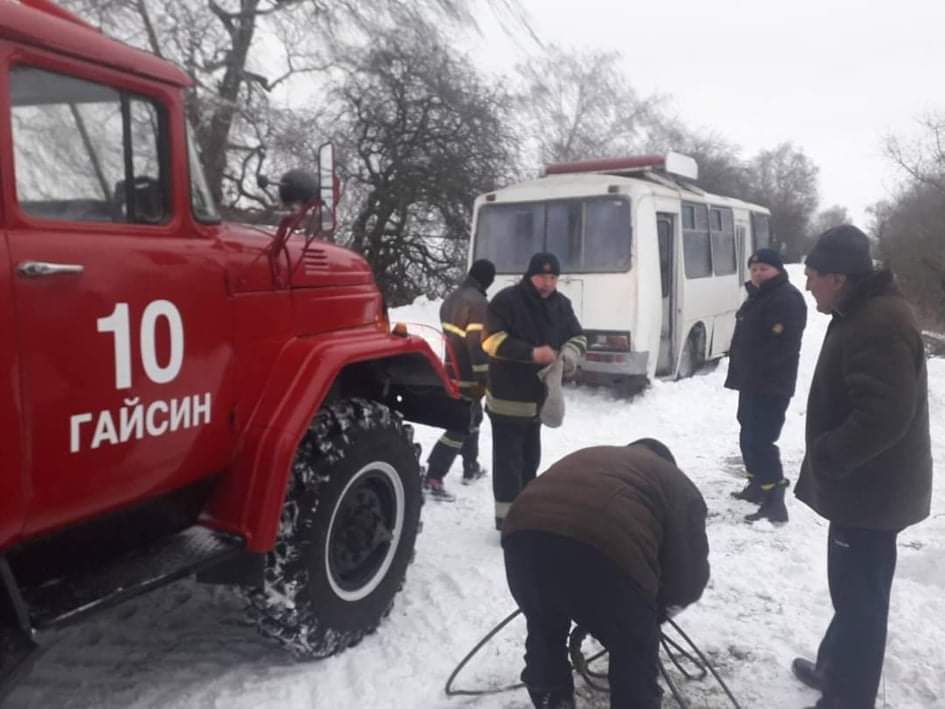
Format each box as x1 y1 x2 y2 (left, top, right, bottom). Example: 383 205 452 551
97 300 184 390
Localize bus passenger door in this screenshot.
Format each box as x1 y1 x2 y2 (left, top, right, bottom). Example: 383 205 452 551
736 223 749 284
655 214 675 375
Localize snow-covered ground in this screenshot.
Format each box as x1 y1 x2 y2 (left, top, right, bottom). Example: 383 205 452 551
8 265 945 708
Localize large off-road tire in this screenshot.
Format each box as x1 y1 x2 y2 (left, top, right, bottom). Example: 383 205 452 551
251 398 422 658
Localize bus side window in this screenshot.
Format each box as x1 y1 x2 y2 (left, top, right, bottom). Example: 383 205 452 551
710 207 736 276
751 212 771 250
682 202 711 278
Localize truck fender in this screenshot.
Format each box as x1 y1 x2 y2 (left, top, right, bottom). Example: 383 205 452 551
203 329 458 551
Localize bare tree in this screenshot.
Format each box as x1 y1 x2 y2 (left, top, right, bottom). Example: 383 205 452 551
807 205 850 241
61 0 529 207
331 23 517 305
885 113 945 195
515 46 664 168
876 113 945 328
873 186 945 328
646 120 750 197
744 142 820 260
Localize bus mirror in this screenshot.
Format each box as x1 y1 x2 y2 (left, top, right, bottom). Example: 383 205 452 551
318 142 336 232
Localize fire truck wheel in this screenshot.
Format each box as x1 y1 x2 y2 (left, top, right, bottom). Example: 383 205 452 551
251 398 422 658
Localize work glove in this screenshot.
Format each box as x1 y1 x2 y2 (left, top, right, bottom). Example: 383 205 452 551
560 342 581 378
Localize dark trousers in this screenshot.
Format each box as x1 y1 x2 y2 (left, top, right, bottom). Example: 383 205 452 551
504 531 662 709
425 399 483 480
489 415 542 519
736 392 790 486
815 524 898 709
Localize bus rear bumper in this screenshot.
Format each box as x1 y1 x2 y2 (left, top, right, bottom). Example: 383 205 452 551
579 351 649 377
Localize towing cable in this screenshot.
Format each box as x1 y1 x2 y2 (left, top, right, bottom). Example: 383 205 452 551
444 609 743 709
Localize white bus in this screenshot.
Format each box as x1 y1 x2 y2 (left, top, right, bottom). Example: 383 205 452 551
470 153 772 392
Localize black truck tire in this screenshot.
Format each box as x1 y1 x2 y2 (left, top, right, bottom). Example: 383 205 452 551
251 398 422 658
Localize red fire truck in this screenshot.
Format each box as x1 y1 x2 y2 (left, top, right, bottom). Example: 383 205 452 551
0 0 466 692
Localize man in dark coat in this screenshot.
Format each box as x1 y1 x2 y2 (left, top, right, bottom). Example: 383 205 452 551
502 439 710 709
725 247 807 522
792 225 932 709
422 259 496 502
482 252 585 530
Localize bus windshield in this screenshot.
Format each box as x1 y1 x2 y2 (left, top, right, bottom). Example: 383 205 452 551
474 197 631 274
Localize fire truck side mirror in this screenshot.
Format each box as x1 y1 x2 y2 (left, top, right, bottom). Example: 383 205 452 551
318 142 336 233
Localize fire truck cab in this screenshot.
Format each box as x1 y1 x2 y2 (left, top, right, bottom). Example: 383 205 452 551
0 0 465 693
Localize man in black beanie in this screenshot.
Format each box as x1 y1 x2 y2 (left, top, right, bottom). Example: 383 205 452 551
481 252 585 529
792 225 931 709
725 247 807 523
423 259 496 501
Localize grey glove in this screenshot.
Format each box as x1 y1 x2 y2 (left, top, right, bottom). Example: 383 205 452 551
537 357 565 428
560 342 581 377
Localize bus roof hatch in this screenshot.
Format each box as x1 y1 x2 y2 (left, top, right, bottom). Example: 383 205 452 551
543 152 699 182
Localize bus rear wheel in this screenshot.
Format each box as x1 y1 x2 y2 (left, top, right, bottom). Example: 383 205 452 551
677 328 706 379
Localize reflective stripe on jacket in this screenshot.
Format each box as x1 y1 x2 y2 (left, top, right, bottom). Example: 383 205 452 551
440 276 490 393
483 278 585 420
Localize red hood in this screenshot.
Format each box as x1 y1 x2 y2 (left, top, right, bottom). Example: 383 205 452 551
219 223 374 293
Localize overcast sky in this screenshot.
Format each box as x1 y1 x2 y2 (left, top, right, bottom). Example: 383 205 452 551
472 0 945 228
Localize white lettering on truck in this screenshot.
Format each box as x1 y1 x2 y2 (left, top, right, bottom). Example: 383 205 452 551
70 300 209 453
70 393 213 453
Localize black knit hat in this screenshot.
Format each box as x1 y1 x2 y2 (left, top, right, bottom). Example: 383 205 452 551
525 252 560 277
805 225 873 276
468 259 495 289
748 247 784 271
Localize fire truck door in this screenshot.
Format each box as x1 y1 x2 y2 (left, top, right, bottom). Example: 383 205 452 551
5 61 236 537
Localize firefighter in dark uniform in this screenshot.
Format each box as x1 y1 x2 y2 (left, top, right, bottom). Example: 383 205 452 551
725 247 807 523
482 252 585 530
423 259 496 501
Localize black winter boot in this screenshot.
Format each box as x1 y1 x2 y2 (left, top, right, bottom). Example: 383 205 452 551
526 686 576 709
731 478 764 503
745 481 788 523
791 657 824 691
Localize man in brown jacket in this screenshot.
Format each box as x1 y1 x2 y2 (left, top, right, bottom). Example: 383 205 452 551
792 225 932 709
502 440 709 709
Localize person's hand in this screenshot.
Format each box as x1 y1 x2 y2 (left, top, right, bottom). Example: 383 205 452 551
532 345 556 365
659 605 684 623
